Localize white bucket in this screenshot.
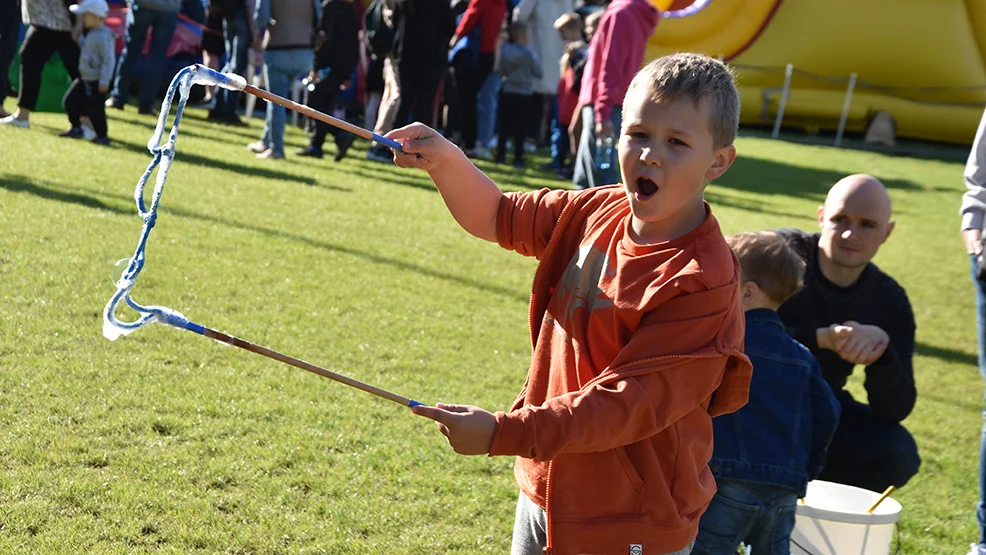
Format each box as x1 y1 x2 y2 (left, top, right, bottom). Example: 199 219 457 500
789 480 901 555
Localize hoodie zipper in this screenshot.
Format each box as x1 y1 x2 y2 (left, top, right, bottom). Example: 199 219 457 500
543 460 554 554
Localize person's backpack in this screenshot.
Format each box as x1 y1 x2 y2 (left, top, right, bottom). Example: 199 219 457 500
363 0 396 60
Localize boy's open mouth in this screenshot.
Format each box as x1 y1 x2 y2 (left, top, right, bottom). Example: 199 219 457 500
635 176 659 200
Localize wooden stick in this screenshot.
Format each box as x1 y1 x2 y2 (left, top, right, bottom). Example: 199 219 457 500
866 485 896 513
195 326 422 408
241 82 403 152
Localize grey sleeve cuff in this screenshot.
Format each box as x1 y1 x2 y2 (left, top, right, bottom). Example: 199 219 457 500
962 210 985 232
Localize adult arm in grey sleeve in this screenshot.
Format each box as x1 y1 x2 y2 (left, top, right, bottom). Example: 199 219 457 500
961 106 986 233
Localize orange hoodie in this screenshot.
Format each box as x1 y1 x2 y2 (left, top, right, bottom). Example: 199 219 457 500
488 186 752 555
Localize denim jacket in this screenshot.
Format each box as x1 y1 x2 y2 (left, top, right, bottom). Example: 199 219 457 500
709 309 840 495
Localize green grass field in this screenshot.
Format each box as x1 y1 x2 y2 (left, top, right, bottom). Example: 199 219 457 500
0 105 978 554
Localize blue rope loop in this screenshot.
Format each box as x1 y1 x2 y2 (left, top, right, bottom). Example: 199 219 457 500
103 65 211 340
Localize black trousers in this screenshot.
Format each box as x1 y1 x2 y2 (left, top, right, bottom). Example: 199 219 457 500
0 0 20 101
307 70 348 150
18 25 81 111
496 91 533 163
452 50 494 150
395 61 445 128
63 79 108 137
817 394 921 492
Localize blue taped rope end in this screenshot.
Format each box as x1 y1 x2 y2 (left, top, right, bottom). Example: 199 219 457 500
184 321 206 335
372 134 404 153
408 400 425 408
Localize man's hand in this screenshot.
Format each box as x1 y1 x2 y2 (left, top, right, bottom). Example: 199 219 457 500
386 122 464 171
595 119 614 140
830 321 890 366
252 32 265 51
411 403 496 455
98 84 109 95
964 228 983 255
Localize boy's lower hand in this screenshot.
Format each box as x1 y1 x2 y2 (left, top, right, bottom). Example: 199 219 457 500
386 123 461 171
411 403 495 455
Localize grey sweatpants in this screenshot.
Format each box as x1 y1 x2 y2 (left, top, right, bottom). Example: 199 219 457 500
510 491 695 555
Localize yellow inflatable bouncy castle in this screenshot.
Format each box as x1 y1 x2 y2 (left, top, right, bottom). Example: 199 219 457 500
647 0 986 144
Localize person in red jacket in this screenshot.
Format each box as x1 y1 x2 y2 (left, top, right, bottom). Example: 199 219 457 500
572 0 659 190
386 53 751 555
448 0 507 157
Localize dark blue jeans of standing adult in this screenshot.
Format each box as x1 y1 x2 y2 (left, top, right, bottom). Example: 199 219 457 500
111 2 178 110
211 6 250 119
692 479 799 555
549 96 571 169
972 254 986 545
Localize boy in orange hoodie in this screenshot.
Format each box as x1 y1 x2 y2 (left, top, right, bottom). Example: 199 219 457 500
388 52 752 555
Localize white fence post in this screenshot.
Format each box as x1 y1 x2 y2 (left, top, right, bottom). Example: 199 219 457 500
771 64 793 139
834 72 858 147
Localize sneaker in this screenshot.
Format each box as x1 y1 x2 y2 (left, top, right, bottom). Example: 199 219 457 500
246 140 269 153
256 148 284 159
366 147 392 163
91 136 111 146
59 127 84 138
81 124 96 140
296 146 324 159
967 543 986 555
138 105 159 116
333 133 355 162
470 145 493 160
512 159 526 169
105 97 125 110
0 115 29 129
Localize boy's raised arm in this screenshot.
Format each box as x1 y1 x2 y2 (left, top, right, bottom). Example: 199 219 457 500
387 123 504 242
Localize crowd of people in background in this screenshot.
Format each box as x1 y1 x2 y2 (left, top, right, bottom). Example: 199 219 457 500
0 0 646 189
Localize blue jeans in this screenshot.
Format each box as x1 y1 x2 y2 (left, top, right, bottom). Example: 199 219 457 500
259 49 312 156
973 254 986 544
476 70 500 148
549 96 570 169
111 3 178 108
212 6 250 118
573 104 621 189
693 479 799 555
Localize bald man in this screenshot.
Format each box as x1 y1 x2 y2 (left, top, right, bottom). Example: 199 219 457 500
960 106 986 555
775 174 919 493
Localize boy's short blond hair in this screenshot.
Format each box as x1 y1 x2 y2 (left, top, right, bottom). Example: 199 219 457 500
726 231 805 305
553 12 582 33
626 53 740 149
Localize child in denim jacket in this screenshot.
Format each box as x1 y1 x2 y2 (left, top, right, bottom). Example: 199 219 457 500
693 231 840 555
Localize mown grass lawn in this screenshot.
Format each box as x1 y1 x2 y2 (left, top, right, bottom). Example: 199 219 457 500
0 104 978 554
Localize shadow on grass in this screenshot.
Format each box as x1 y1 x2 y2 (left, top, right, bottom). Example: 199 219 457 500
715 154 924 203
1 173 129 215
916 341 978 368
107 136 322 187
740 126 971 165
3 173 528 303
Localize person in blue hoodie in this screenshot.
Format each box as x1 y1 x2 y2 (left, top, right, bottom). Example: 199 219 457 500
694 231 840 555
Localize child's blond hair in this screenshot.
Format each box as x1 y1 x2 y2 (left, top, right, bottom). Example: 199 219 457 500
553 12 582 35
626 53 740 149
726 231 805 305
